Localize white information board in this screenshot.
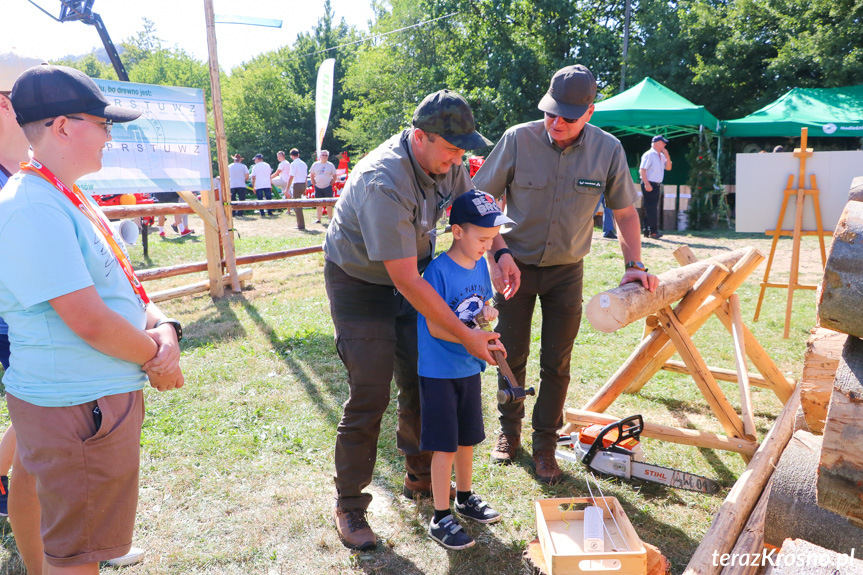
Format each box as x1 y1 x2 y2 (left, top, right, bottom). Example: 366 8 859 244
76 79 211 195
735 150 863 233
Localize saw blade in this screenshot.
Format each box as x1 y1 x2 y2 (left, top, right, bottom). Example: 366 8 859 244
630 461 721 494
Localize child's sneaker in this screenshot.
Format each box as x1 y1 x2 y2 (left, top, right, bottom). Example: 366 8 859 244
428 515 475 550
0 475 8 516
455 494 501 524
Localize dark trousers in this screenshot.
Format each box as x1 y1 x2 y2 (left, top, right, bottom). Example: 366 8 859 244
494 260 584 451
230 186 247 216
641 181 662 233
255 188 274 216
292 183 306 229
324 260 431 510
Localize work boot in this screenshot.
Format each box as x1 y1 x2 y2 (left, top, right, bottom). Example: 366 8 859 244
333 507 377 550
490 433 520 465
533 449 564 485
403 473 456 500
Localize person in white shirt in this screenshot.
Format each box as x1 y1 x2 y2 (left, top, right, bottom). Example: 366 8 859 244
228 153 250 216
272 150 293 216
638 135 672 239
310 150 337 223
250 153 274 217
285 148 309 230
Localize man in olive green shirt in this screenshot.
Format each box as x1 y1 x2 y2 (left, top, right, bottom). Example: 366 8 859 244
473 65 658 484
323 90 499 551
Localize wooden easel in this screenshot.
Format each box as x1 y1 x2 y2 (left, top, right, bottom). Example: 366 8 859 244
565 246 796 462
753 128 829 338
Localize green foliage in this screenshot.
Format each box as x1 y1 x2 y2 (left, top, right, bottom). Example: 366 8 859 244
686 131 724 230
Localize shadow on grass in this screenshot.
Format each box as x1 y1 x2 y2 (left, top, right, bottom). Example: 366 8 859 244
235 294 346 427
180 293 248 351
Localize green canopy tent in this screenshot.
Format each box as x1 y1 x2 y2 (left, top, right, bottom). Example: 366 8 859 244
589 77 721 138
722 85 863 138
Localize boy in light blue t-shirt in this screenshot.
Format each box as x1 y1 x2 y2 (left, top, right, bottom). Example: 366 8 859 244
418 190 515 550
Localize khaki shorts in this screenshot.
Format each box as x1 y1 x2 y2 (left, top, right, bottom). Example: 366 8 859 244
7 390 144 566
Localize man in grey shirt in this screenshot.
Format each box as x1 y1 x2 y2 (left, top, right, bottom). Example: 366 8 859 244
473 65 658 485
323 90 500 551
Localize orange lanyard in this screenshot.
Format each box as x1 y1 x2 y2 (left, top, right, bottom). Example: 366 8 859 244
20 159 150 307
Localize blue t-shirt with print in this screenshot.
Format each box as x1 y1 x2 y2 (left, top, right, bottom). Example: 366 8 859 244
0 171 148 407
418 252 493 379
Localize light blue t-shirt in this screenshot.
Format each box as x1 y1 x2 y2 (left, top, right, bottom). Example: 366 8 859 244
418 252 493 379
0 168 10 337
0 171 148 407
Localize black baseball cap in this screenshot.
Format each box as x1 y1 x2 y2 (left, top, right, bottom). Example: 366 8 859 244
450 190 515 228
538 65 597 120
412 89 491 150
11 65 142 125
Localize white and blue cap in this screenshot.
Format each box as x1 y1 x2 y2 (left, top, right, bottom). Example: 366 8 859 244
449 190 516 228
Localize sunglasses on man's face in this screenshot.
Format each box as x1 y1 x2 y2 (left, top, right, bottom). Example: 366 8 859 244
545 112 580 124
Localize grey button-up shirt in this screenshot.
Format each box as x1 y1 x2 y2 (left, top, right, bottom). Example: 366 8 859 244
324 129 473 286
472 120 636 267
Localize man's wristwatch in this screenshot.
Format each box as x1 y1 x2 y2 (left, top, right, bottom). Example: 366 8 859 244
154 318 183 341
625 261 648 273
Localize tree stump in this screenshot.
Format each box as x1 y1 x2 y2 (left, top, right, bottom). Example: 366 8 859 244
768 539 863 575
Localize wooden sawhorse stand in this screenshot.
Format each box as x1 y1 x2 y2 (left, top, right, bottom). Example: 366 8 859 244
753 127 829 338
566 246 796 462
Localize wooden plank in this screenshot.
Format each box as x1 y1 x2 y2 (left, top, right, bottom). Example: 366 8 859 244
564 408 758 456
197 185 224 297
817 335 863 529
136 245 323 281
656 307 748 440
100 198 337 219
729 294 757 440
801 327 846 434
682 385 801 575
149 268 252 303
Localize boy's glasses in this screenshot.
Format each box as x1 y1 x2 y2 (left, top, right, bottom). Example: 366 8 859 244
45 116 113 136
545 112 579 124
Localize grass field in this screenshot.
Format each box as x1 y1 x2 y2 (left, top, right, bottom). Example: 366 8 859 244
0 210 826 574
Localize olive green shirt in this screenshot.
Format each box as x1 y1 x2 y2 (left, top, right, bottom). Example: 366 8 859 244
324 129 473 286
473 120 636 266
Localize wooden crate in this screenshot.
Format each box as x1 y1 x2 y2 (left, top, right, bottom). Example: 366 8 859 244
536 497 646 575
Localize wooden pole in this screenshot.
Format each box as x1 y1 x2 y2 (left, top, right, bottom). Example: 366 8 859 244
753 175 794 322
682 385 800 575
719 477 773 575
728 294 756 440
100 198 337 219
564 408 757 457
204 0 239 294
136 245 324 281
661 360 791 391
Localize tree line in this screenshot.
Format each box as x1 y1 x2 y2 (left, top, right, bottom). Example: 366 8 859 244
54 0 863 171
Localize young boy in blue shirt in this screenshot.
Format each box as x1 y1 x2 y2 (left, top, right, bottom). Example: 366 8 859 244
418 190 515 550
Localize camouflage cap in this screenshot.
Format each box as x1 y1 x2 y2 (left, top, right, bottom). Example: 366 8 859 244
538 65 597 119
412 89 491 150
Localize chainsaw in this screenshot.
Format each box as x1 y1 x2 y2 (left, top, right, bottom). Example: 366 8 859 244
556 415 721 494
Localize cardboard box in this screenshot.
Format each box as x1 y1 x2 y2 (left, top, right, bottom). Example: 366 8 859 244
536 497 646 575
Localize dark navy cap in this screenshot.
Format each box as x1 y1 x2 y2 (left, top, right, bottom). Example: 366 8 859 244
450 190 515 228
11 65 141 125
254 153 263 160
652 135 669 143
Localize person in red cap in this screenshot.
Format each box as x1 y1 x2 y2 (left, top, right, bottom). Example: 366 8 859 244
473 64 659 485
1 64 184 574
